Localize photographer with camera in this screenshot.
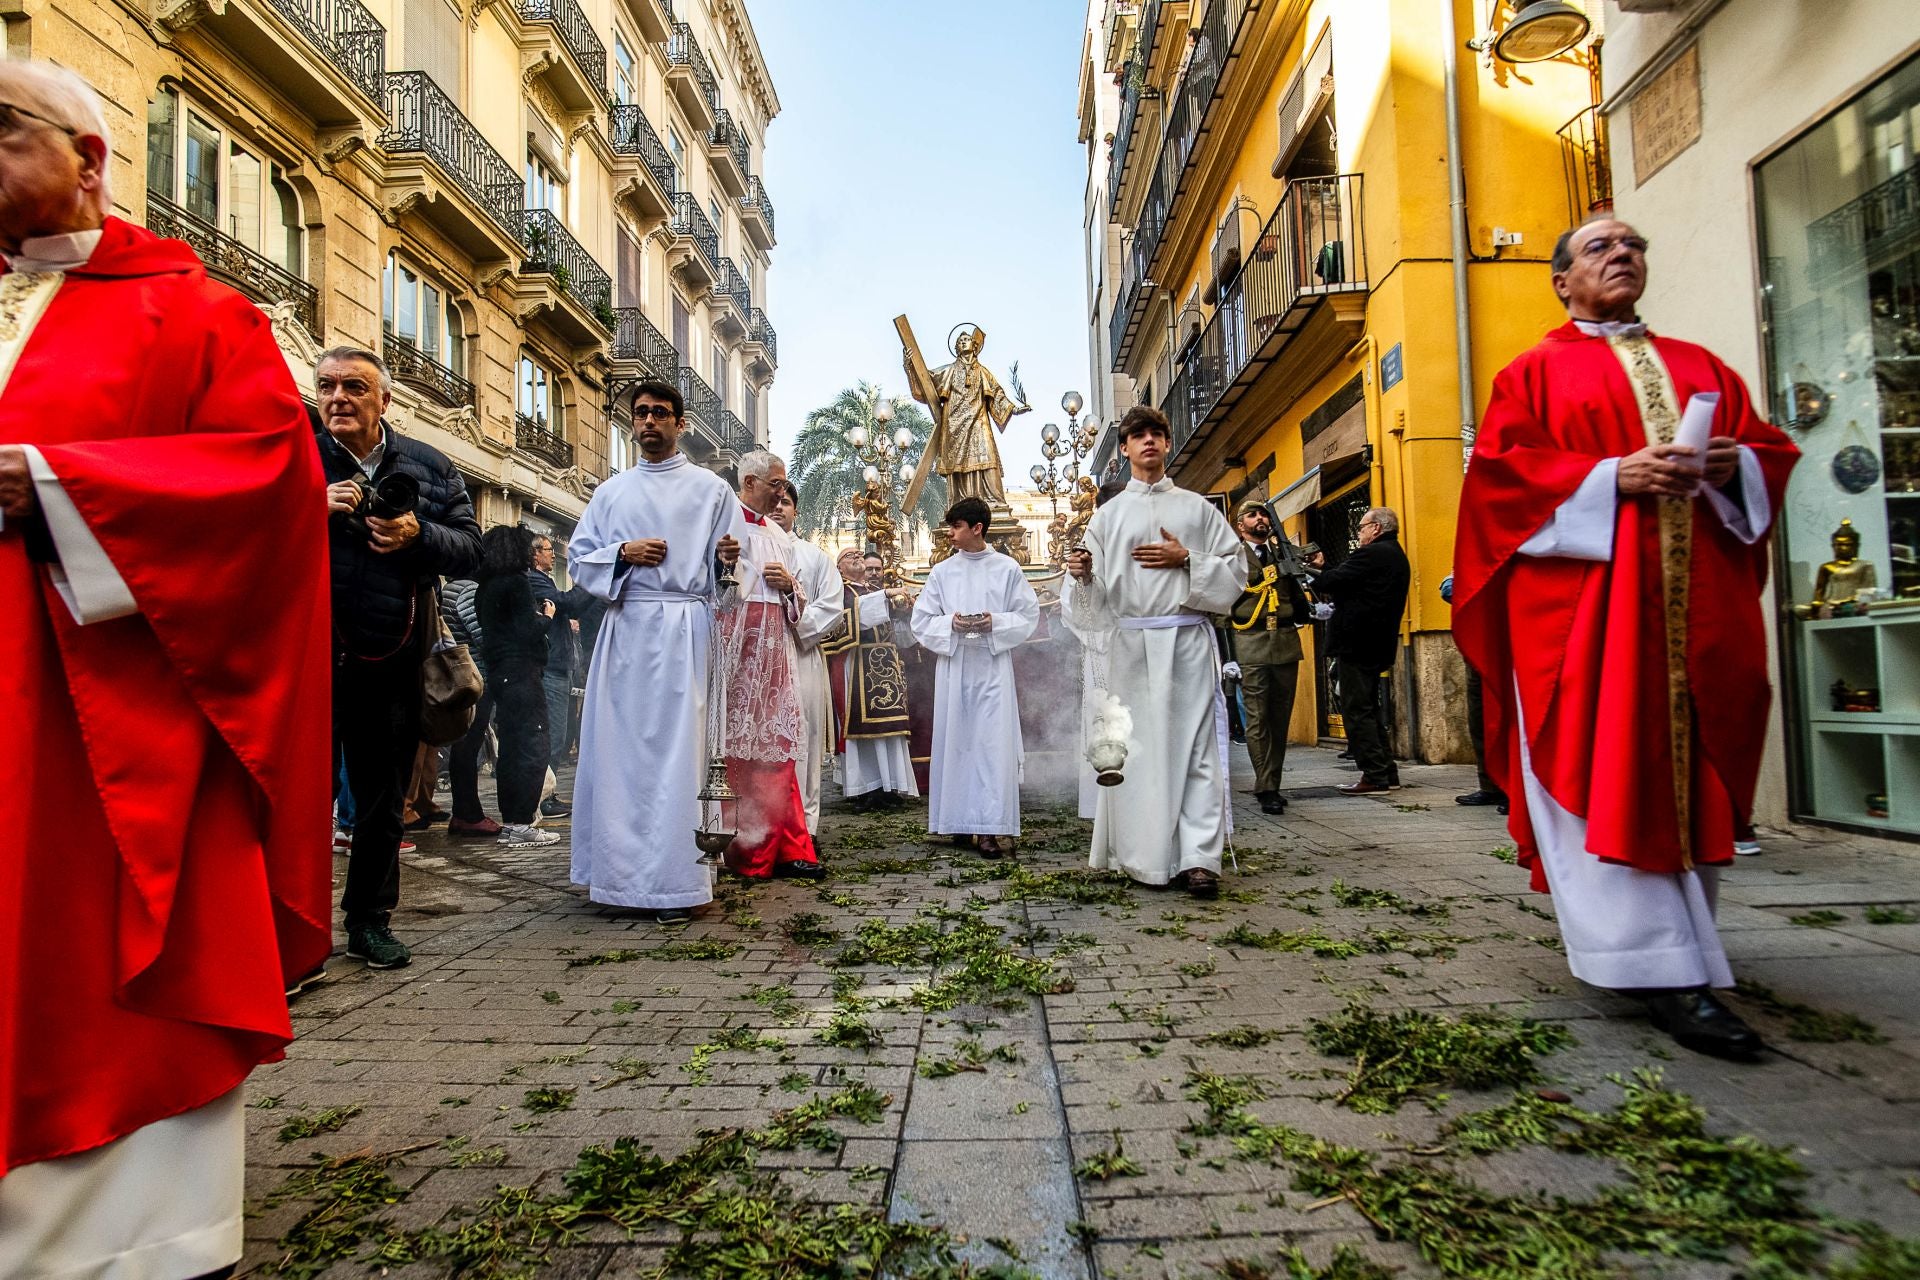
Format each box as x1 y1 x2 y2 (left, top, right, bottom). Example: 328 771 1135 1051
316 347 481 969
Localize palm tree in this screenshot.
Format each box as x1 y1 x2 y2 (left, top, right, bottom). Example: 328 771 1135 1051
789 381 947 542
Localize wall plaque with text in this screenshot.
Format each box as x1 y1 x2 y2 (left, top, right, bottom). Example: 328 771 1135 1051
1631 44 1702 186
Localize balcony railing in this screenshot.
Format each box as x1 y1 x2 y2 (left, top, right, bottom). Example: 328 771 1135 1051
667 23 719 112
1161 174 1368 458
714 257 752 316
670 191 720 272
1557 104 1612 227
748 308 778 367
677 365 722 440
516 208 613 325
1107 64 1146 216
515 412 575 468
382 72 525 236
383 330 476 408
268 0 386 104
741 174 776 241
145 193 319 336
709 108 750 175
517 0 607 101
613 307 677 381
720 407 753 453
609 103 676 193
1810 166 1920 276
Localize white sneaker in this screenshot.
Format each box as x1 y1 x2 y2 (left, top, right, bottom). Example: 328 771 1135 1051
498 822 560 848
332 829 352 853
1733 838 1762 856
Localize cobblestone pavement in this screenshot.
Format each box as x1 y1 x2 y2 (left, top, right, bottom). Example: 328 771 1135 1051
248 746 1920 1278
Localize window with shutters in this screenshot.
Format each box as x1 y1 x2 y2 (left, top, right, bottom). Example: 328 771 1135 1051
672 295 690 361
145 86 304 277
617 230 643 309
404 0 466 105
743 387 758 437
712 347 729 410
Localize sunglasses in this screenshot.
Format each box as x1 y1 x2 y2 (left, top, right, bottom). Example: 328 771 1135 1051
632 404 678 421
0 101 79 140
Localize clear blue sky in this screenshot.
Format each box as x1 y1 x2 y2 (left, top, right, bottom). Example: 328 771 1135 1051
752 0 1095 489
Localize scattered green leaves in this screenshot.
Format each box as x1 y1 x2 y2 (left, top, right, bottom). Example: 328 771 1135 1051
276 1103 363 1143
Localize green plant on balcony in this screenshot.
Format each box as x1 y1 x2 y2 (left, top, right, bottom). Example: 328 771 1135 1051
553 264 572 294
593 296 616 329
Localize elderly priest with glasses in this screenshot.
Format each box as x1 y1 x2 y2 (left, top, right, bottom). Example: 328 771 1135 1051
0 60 333 1278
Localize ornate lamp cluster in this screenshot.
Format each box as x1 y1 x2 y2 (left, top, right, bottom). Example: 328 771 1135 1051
846 394 918 578
1029 389 1097 518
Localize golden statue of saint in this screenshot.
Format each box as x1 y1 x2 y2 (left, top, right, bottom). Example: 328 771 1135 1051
904 325 1030 506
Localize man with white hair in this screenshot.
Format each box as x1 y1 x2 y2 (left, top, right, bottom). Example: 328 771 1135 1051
722 449 821 878
1311 506 1411 795
0 60 332 1278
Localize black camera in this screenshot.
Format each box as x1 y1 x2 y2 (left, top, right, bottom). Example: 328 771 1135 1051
335 472 419 540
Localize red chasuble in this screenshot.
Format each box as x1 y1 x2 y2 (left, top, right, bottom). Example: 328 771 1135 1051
1453 323 1798 890
0 219 332 1174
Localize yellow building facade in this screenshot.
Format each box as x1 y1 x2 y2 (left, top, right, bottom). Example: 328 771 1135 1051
14 0 778 556
1080 0 1597 760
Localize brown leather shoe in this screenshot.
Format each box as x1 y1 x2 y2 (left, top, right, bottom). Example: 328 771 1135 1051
977 836 1005 859
1337 780 1393 796
1178 868 1220 898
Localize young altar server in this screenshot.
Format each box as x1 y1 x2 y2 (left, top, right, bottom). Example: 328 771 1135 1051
769 478 844 843
568 379 740 922
911 497 1040 856
1066 406 1246 897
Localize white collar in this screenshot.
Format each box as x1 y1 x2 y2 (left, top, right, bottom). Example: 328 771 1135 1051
1573 318 1648 339
959 547 995 559
636 450 688 471
1126 476 1175 494
7 228 104 274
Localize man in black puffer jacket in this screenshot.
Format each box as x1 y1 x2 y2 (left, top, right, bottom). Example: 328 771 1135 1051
1310 506 1410 795
316 347 481 969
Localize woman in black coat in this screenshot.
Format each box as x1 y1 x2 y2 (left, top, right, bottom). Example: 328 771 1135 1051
476 526 561 848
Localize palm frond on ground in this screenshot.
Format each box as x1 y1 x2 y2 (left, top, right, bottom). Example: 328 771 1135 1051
790 382 947 542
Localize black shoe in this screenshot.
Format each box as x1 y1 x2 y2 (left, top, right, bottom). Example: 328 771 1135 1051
1455 789 1506 807
773 860 825 880
1257 792 1287 815
654 908 693 925
1497 803 1509 815
1645 989 1764 1061
1336 749 1354 761
540 797 572 819
284 963 328 999
1230 733 1247 745
345 923 412 970
1177 868 1220 899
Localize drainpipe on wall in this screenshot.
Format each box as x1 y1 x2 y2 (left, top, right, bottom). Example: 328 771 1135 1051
1441 0 1477 468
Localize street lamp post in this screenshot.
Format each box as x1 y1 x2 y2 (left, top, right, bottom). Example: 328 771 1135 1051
1028 391 1097 568
846 393 918 578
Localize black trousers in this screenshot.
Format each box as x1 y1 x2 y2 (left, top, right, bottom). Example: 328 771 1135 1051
490 666 550 825
1337 659 1397 786
449 683 496 823
1464 665 1505 798
1242 660 1300 795
333 650 421 930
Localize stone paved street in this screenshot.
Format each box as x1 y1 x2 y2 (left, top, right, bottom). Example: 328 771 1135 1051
249 746 1920 1278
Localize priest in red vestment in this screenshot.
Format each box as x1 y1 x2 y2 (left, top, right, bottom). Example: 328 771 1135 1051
1454 217 1797 1060
0 60 331 1277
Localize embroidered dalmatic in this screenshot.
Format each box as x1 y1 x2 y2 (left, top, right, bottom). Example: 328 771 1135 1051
1064 478 1246 884
824 585 920 798
1453 321 1798 988
568 453 738 909
0 219 332 1277
910 548 1040 836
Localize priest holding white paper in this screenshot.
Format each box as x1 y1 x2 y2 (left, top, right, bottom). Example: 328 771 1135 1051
568 379 740 921
911 497 1040 856
1066 406 1246 897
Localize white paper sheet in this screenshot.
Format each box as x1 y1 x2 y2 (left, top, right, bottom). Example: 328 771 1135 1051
1673 392 1719 491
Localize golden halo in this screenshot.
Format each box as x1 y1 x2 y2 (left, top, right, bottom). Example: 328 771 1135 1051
946 323 986 357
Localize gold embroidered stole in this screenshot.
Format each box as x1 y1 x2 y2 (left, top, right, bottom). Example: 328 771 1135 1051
1608 334 1693 868
0 271 65 398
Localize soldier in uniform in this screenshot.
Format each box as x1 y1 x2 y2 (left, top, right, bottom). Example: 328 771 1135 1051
1221 500 1310 814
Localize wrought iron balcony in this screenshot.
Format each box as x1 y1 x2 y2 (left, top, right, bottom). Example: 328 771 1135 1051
707 109 751 197
145 193 319 337
1163 174 1370 465
516 208 614 329
713 256 751 330
609 103 676 200
1557 104 1612 227
665 23 719 127
383 330 476 409
740 175 776 249
612 307 677 382
677 365 722 444
517 0 608 108
669 191 720 279
516 412 575 469
381 72 525 252
1811 166 1920 276
747 308 777 370
266 0 385 104
720 408 753 454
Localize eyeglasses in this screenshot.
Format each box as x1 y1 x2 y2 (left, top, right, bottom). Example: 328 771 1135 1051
1576 234 1650 259
632 404 678 421
0 101 79 140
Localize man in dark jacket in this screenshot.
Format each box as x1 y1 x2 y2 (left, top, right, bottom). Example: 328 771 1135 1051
527 533 591 814
1222 500 1311 814
317 347 482 968
1311 506 1410 795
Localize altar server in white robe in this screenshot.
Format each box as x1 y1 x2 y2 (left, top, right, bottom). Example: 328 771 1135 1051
911 497 1040 856
769 479 844 839
1066 406 1246 898
568 379 739 920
